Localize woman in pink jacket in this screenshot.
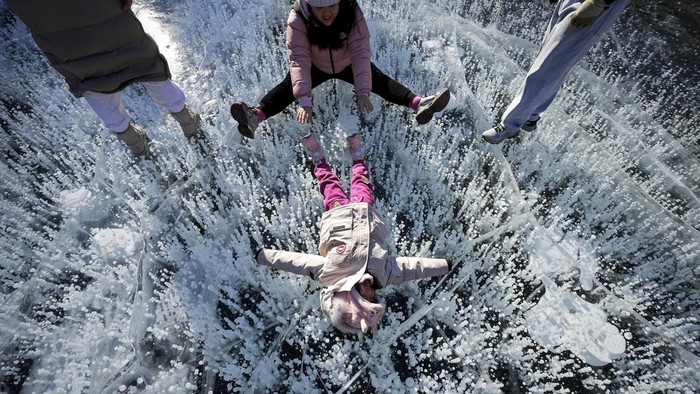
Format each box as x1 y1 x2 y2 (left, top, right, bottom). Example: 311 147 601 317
255 131 451 335
231 0 450 139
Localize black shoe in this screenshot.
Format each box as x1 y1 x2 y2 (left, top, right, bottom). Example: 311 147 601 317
521 117 540 132
230 101 259 139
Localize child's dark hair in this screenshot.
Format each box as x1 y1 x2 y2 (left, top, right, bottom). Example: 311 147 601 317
304 0 358 50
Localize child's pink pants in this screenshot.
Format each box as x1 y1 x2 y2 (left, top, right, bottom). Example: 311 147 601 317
315 160 374 211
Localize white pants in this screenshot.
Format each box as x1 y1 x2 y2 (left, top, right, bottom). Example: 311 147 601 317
83 80 187 133
501 0 630 130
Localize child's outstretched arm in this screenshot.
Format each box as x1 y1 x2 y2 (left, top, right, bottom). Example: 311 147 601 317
256 248 325 281
381 255 452 286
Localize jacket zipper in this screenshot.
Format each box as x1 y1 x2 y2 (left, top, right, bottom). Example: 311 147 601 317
329 48 336 75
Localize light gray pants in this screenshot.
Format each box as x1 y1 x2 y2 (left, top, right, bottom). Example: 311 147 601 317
501 0 631 130
83 80 186 133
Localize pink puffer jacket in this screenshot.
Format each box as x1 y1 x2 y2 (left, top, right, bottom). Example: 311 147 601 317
286 0 372 107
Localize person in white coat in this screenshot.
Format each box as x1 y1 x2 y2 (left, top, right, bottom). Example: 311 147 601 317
255 132 451 335
482 0 631 144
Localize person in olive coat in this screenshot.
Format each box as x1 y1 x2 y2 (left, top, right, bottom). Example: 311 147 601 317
5 0 201 156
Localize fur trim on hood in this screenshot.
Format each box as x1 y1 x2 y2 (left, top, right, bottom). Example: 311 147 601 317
321 274 385 334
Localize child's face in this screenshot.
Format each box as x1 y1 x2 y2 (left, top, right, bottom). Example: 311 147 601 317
310 4 340 26
356 280 377 303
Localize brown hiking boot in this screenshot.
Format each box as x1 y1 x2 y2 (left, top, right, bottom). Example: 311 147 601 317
415 88 451 125
171 105 201 138
230 101 259 139
117 124 148 156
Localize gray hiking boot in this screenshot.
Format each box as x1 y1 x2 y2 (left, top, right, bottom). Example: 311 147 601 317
301 133 325 166
230 101 259 139
346 133 363 162
521 117 540 132
415 88 451 125
117 124 148 156
481 123 520 144
171 105 201 138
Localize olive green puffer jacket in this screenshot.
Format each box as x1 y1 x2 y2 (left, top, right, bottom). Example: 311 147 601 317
6 0 171 97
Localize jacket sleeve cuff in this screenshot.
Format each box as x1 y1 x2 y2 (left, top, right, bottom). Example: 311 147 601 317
255 248 264 262
298 96 313 108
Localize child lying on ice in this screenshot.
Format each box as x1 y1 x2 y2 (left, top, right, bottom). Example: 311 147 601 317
255 132 451 334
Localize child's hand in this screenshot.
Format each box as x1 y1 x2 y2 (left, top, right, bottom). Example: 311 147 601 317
297 106 313 123
356 94 374 113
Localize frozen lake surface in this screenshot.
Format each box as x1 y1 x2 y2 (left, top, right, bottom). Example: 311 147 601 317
1 0 698 392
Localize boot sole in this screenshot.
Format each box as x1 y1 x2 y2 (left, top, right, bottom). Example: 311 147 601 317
416 88 451 125
230 102 255 139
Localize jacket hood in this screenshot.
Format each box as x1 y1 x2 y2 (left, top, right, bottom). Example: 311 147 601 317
295 0 313 20
306 0 342 7
321 276 386 335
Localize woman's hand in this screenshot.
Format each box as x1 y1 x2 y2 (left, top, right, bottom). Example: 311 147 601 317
356 94 374 113
296 106 313 124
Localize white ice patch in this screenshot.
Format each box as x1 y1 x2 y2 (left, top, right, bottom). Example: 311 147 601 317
576 245 599 292
58 186 115 226
529 227 600 291
91 228 141 259
58 187 91 214
524 276 626 366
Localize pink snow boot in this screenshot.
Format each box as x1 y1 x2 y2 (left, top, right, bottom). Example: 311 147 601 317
301 134 325 166
346 133 364 162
